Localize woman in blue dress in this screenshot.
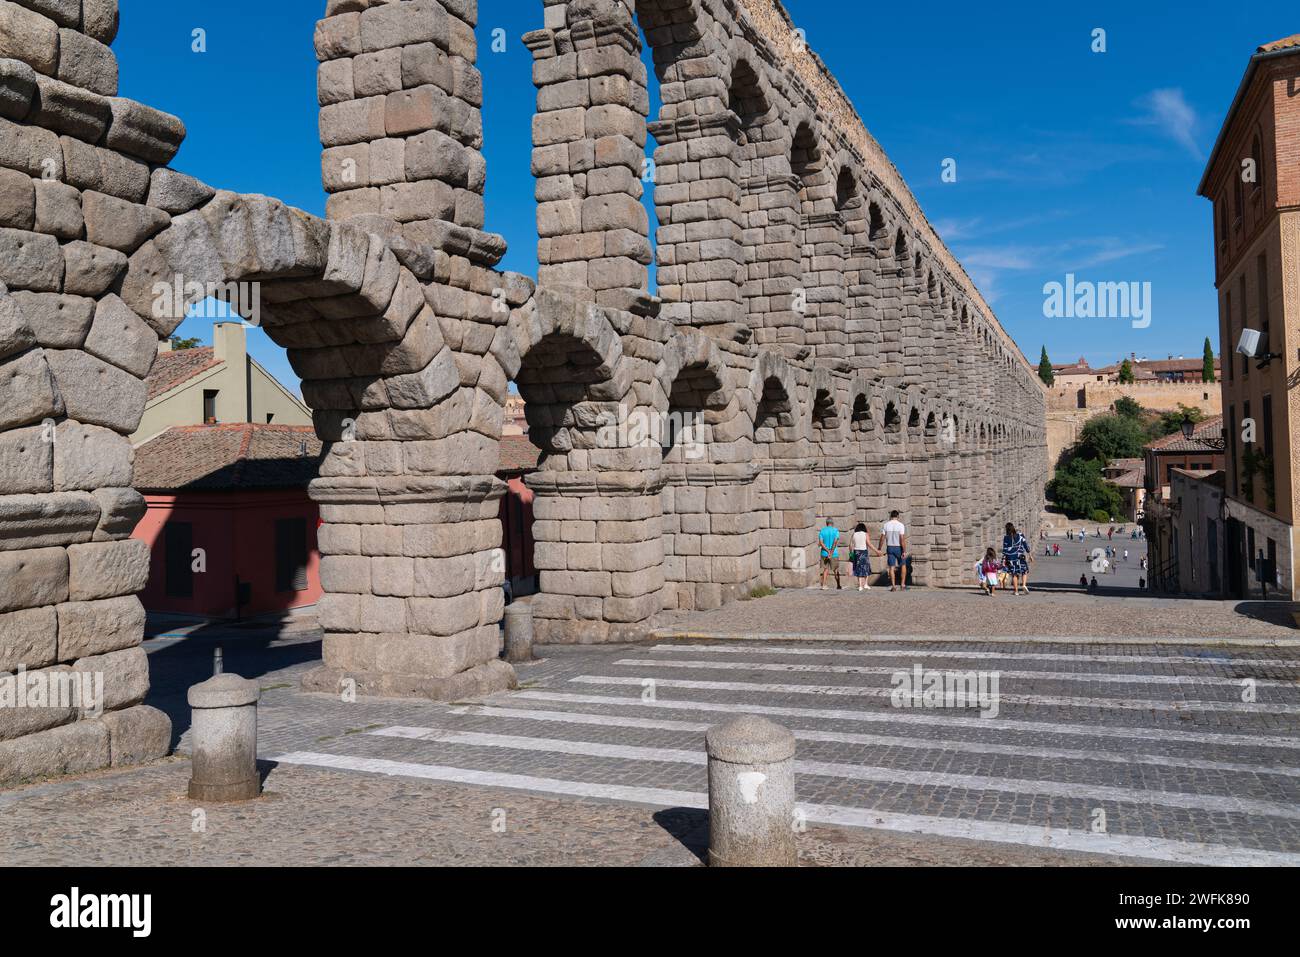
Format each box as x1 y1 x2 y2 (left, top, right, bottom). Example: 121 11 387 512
1002 522 1031 596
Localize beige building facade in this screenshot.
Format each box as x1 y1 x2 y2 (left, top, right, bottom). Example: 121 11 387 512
132 322 313 444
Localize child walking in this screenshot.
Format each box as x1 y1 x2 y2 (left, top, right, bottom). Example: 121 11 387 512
978 548 1001 597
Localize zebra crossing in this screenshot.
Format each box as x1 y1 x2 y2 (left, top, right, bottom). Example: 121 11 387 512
274 638 1300 866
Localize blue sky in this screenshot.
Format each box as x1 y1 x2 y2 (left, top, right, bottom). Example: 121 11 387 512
114 1 1294 388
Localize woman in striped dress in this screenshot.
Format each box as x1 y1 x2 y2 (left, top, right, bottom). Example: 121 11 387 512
1001 523 1031 596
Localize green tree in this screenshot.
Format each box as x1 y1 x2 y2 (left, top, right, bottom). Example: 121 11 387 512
1037 346 1054 386
1155 403 1206 437
1078 413 1148 461
1047 457 1124 519
1113 396 1143 419
1117 358 1135 384
1202 337 1216 384
170 336 202 350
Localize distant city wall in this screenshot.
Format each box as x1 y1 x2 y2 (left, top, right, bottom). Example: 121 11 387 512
1046 381 1223 414
1045 380 1222 469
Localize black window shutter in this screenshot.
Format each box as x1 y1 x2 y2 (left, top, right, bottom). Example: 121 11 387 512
165 522 194 598
275 518 309 593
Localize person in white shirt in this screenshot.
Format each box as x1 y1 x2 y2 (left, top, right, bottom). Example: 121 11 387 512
850 522 882 591
878 511 908 591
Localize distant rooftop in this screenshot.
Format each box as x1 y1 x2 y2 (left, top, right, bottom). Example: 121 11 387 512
134 424 323 492
1146 416 1225 453
146 347 221 400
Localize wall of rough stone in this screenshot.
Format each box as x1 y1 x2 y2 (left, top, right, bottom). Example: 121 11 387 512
0 0 1049 783
0 0 179 785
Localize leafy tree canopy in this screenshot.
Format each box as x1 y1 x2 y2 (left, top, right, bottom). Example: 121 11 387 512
1155 403 1206 437
1078 413 1148 461
1047 457 1124 520
1113 396 1143 419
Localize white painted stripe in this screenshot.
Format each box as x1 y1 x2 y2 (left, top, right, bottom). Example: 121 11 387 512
654 630 1300 648
647 643 1300 670
271 750 1300 866
512 690 1300 751
369 729 1300 822
272 750 704 808
571 674 1300 715
801 803 1300 868
409 705 1300 778
614 657 1300 690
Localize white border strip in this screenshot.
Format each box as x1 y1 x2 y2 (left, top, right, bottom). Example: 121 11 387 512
272 750 1300 867
614 657 1300 690
646 643 1300 669
368 729 1300 822
571 675 1300 715
509 690 1300 750
403 706 1300 778
652 631 1300 648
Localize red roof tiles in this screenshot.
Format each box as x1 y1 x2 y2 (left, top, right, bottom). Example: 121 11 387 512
145 347 222 400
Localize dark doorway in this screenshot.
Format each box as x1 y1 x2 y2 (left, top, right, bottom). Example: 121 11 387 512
1225 518 1245 600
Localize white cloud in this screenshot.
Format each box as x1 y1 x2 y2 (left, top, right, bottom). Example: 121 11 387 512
1131 88 1202 159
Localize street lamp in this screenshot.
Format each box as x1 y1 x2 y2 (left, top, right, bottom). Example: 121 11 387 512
1180 414 1227 450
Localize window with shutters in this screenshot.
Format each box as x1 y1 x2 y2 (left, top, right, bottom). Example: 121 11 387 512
275 517 309 593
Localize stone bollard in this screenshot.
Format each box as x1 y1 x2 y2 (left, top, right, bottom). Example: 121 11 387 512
187 673 261 802
705 715 797 867
503 601 535 663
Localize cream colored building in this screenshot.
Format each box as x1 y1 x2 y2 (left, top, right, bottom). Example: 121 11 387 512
131 323 312 445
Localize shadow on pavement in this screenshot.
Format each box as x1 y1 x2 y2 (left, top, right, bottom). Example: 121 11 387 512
144 613 323 750
652 807 708 864
1232 601 1300 629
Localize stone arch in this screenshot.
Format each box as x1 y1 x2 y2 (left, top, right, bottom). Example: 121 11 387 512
723 37 776 129
748 351 800 443
847 374 874 435
653 330 729 416
883 400 903 437
831 150 860 211
808 367 839 442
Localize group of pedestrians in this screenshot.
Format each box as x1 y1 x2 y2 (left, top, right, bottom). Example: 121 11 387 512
817 511 910 592
976 523 1033 597
1067 525 1146 542
816 513 1036 598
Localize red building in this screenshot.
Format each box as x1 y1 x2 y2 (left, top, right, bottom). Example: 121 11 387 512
131 424 543 619
131 424 325 620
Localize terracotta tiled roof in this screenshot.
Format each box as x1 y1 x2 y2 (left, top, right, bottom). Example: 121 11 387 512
1171 468 1225 484
1145 415 1224 453
1109 469 1146 489
498 434 540 473
1259 34 1300 53
133 424 322 491
1136 358 1220 373
146 347 222 400
1109 457 1144 471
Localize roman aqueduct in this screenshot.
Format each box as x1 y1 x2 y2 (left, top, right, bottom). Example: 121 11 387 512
0 0 1048 781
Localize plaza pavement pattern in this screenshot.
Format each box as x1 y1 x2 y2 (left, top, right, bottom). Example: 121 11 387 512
7 574 1300 866
264 629 1300 867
